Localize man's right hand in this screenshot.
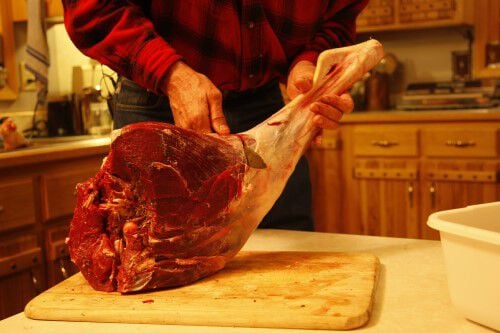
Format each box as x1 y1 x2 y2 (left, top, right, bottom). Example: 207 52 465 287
162 61 230 134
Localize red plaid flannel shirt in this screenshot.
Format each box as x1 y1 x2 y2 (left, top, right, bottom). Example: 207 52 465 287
63 0 367 93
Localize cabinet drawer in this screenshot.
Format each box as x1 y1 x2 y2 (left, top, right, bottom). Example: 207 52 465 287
0 178 36 232
41 169 96 222
0 234 41 278
46 225 70 261
422 129 498 158
353 128 418 156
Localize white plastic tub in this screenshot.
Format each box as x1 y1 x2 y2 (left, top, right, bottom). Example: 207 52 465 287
427 202 500 331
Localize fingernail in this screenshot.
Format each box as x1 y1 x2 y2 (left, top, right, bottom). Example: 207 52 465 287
219 125 230 134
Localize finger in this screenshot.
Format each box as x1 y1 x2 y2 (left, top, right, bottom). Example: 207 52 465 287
207 90 230 134
318 93 354 114
313 133 323 146
339 93 354 114
313 114 339 130
294 76 313 94
310 102 343 123
188 99 212 133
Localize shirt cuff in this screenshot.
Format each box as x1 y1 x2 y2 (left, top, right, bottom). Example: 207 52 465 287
132 36 183 93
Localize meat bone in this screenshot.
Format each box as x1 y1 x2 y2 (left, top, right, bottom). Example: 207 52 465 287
70 40 384 293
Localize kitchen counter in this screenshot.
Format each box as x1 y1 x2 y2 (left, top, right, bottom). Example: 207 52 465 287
342 108 500 123
0 135 110 168
2 108 499 169
0 229 494 332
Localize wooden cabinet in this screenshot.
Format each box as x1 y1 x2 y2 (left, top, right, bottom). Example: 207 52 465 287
357 0 474 33
0 146 107 320
0 0 19 101
473 0 500 78
420 160 499 239
11 0 63 22
309 113 500 240
41 168 98 222
0 234 44 319
45 225 78 286
306 130 342 232
349 158 420 238
0 177 36 232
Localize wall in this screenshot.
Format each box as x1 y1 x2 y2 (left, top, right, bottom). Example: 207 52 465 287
1 22 100 113
356 27 470 106
0 22 112 130
1 24 471 118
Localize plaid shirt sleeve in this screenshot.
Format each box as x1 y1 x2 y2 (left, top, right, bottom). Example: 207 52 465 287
62 0 182 93
290 0 368 70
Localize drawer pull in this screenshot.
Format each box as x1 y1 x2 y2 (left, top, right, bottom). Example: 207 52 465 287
445 140 476 148
0 205 4 213
371 140 398 148
31 269 41 295
408 183 414 208
59 259 69 279
429 182 436 209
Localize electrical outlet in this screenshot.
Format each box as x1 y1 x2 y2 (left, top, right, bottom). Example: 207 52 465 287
19 61 37 91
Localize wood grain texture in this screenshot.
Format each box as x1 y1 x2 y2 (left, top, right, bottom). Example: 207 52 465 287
41 168 98 222
25 251 379 330
306 130 342 232
421 127 498 157
473 0 500 78
357 0 474 33
0 0 19 100
0 177 36 232
353 127 419 157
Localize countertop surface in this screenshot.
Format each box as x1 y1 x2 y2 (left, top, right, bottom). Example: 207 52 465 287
0 229 494 332
341 108 500 123
2 108 500 168
0 135 110 168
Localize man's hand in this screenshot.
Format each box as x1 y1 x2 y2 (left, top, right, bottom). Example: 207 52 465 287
163 61 230 134
287 60 354 130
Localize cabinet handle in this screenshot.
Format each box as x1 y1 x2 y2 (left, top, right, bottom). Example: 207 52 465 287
30 269 41 295
408 182 414 208
445 140 476 148
429 182 436 209
0 205 4 213
59 258 69 279
371 140 398 148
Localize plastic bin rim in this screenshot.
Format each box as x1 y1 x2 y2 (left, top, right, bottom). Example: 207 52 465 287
427 202 500 246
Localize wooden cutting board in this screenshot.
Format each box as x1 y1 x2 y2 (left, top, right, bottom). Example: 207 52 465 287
25 251 379 330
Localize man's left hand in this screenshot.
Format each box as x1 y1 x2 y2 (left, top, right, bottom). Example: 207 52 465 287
286 60 354 130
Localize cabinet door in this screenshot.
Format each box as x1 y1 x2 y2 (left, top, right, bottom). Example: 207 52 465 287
0 177 37 232
346 159 420 238
307 130 342 232
357 0 474 33
421 160 500 239
45 225 79 287
474 0 500 78
11 0 64 21
0 235 44 320
41 168 98 222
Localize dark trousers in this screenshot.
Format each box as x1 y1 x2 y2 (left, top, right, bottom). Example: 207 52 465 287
111 78 314 231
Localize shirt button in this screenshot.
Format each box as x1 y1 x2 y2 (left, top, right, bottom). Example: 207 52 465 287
248 21 255 29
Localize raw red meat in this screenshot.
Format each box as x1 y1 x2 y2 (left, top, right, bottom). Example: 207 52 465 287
68 40 384 293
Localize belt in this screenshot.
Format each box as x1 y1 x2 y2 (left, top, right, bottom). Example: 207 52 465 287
221 79 280 101
117 77 280 101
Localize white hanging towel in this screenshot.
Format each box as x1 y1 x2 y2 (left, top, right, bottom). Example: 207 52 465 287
25 0 50 87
